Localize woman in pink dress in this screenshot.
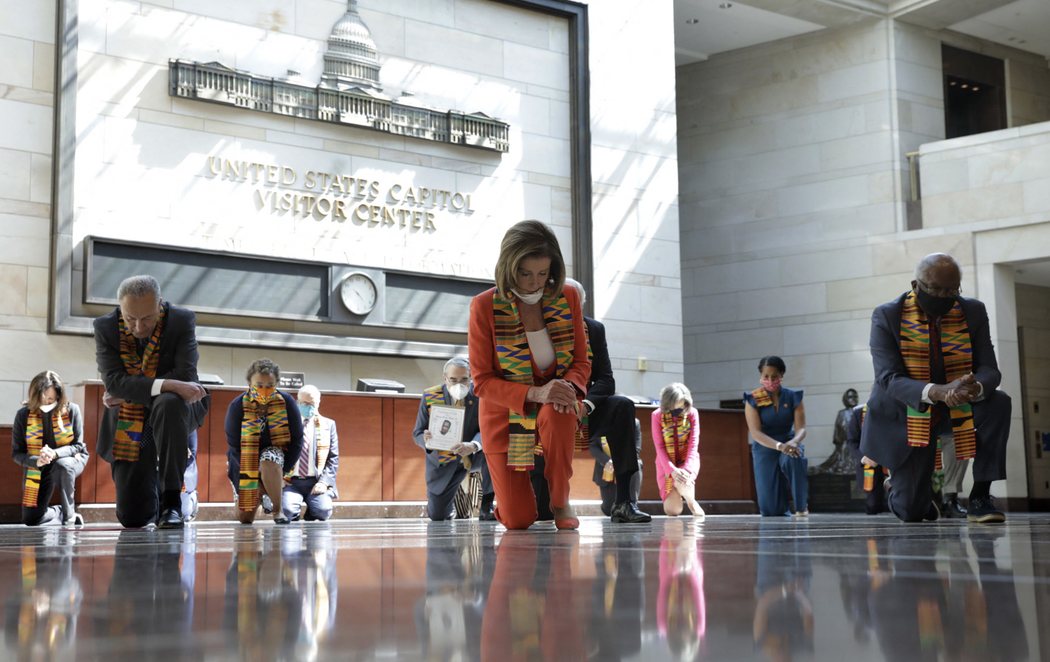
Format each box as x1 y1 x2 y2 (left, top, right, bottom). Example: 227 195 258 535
651 383 705 517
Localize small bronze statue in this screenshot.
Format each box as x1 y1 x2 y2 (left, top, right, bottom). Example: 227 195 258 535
815 388 859 474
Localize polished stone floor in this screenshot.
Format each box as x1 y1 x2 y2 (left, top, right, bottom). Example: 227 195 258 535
0 514 1045 660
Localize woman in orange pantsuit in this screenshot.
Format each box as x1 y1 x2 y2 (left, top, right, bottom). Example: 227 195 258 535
468 220 591 530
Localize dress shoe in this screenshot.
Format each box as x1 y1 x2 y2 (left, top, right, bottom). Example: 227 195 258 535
157 508 184 529
478 507 497 521
273 515 290 525
922 500 940 522
261 494 274 514
966 496 1005 523
611 501 652 523
552 506 579 531
941 494 968 518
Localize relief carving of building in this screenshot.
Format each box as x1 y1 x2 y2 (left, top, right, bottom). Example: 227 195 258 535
169 0 510 152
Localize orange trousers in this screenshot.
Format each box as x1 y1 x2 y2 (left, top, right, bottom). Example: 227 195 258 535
488 403 577 530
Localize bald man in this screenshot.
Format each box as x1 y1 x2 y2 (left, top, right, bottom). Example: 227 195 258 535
861 253 1011 524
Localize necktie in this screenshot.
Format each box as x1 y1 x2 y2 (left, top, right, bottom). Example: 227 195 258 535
299 418 314 477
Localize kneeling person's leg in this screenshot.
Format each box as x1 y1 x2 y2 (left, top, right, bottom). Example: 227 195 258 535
112 454 159 527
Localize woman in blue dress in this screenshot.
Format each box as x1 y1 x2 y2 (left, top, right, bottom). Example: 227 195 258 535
743 356 808 516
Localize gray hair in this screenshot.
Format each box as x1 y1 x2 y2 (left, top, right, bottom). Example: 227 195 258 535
914 253 958 281
444 355 470 374
564 277 586 308
117 274 161 301
659 382 693 413
298 384 321 402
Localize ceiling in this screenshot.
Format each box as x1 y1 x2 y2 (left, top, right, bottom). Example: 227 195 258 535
674 0 1050 66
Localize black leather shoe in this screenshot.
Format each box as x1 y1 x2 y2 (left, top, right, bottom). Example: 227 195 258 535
922 500 940 522
273 515 290 525
611 502 652 523
478 507 497 521
942 494 968 518
157 508 184 529
967 496 1005 523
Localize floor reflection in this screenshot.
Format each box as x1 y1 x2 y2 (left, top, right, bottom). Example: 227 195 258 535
0 516 1045 659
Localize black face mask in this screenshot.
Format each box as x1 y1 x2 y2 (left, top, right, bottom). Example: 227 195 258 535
916 287 956 318
670 408 684 417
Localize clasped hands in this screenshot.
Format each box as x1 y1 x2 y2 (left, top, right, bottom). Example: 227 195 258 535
671 467 693 487
777 440 802 458
929 373 980 408
36 445 57 468
527 379 579 415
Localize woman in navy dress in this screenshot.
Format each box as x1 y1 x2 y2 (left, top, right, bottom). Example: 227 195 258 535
743 356 808 516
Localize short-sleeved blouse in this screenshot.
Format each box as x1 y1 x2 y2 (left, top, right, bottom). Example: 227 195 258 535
743 387 803 444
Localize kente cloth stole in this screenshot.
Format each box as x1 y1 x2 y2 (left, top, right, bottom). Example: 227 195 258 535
899 290 975 463
424 386 463 467
113 303 168 462
493 290 575 471
238 391 291 512
22 410 74 508
661 411 692 495
750 387 772 409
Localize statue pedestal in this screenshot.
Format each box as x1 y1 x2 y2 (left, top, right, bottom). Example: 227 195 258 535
807 472 866 513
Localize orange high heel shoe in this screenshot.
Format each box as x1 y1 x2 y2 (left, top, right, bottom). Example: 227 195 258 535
552 505 579 530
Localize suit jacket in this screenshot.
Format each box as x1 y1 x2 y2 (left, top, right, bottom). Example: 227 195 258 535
296 414 340 498
412 384 482 495
860 292 1001 471
93 303 208 463
467 286 591 455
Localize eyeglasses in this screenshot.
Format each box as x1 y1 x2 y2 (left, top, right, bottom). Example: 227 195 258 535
916 278 961 298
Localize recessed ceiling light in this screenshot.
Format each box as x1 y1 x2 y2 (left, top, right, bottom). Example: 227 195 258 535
949 80 957 86
961 83 969 88
719 2 733 8
972 86 980 91
685 18 700 24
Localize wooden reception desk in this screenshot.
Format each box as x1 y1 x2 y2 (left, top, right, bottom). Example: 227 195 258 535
0 382 755 514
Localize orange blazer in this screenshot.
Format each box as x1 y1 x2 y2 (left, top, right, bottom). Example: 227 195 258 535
468 285 591 454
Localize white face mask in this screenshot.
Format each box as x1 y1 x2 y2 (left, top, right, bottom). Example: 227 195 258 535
511 288 544 305
39 402 58 413
447 383 469 401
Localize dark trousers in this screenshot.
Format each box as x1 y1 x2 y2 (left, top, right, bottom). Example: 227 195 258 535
597 470 641 516
110 393 192 527
427 453 493 521
530 454 554 521
588 396 642 481
856 462 887 514
22 455 88 526
888 390 1011 522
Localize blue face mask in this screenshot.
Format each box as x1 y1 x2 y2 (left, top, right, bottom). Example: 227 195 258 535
299 404 317 419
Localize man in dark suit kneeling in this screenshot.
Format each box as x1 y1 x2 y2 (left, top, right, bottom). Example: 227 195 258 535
567 278 650 523
861 253 1010 524
94 275 208 529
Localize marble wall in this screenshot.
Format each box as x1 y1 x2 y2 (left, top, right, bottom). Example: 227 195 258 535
1016 283 1050 500
0 0 682 407
677 16 1050 497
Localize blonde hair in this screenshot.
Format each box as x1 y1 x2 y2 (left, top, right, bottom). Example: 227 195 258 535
659 382 693 413
25 370 69 413
493 220 566 300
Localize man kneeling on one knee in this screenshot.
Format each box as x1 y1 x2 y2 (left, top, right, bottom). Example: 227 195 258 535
413 356 495 521
861 252 1010 524
282 385 339 521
